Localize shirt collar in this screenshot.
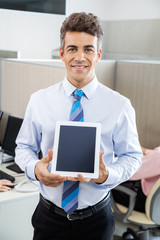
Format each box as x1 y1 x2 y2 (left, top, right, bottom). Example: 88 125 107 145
63 76 99 99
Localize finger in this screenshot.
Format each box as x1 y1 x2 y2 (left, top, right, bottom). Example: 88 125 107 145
40 172 67 186
5 182 14 186
1 180 13 185
0 186 12 192
48 149 53 161
42 177 64 187
77 174 90 183
67 176 78 181
48 172 67 181
100 150 104 162
43 149 53 163
52 180 64 187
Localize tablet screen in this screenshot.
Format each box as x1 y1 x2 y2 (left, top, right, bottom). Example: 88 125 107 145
51 121 101 178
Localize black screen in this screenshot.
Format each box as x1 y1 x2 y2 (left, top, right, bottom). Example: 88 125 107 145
56 125 96 173
0 0 66 15
2 116 23 156
0 111 3 121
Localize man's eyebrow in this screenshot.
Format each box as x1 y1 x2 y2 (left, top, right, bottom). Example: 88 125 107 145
66 45 95 49
66 45 77 49
84 45 95 49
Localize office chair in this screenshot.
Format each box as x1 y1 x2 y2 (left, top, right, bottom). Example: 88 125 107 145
111 178 160 240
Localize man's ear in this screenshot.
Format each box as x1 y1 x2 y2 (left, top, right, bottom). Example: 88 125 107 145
96 48 102 63
59 47 64 61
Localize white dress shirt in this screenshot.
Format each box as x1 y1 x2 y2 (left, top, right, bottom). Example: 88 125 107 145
15 76 142 209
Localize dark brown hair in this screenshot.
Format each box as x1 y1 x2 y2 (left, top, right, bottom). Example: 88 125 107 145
60 12 103 51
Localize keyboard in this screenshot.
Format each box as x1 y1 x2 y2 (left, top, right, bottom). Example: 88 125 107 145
0 169 15 182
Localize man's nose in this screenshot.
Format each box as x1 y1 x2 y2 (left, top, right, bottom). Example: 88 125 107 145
75 50 85 62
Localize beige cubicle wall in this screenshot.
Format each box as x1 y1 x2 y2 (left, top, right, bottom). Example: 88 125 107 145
0 60 66 118
96 60 115 89
15 59 115 89
0 59 115 118
115 61 160 149
0 59 115 142
0 59 67 141
1 59 160 149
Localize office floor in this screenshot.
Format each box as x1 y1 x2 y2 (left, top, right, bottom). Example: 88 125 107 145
114 223 160 240
114 236 122 240
113 234 160 240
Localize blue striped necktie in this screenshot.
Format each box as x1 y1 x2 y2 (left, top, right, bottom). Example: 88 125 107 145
61 89 84 214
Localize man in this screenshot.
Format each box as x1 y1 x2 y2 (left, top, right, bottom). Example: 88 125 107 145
15 12 142 240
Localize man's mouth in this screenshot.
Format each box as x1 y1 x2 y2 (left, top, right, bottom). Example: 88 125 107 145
71 65 87 71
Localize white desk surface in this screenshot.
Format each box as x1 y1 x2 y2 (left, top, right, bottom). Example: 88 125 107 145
0 162 39 202
0 162 39 240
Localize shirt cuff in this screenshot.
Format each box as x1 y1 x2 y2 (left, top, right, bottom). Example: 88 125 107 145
100 166 118 186
25 159 40 181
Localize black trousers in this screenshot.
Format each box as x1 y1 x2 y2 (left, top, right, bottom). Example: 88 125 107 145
32 199 115 240
112 180 146 213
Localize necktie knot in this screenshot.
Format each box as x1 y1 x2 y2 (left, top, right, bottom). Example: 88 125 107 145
70 89 84 122
73 89 84 102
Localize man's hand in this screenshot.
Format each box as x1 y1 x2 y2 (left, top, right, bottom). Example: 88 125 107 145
35 149 67 187
0 179 14 192
67 151 109 184
91 151 108 184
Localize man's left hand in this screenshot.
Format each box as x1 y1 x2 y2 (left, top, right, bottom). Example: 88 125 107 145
67 151 109 184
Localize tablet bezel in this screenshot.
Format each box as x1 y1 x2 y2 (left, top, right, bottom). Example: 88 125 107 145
51 121 101 178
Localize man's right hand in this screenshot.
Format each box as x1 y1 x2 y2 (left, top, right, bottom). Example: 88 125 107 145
35 149 67 187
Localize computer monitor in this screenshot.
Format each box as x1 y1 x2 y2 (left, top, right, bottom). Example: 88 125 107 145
2 115 23 156
0 0 66 15
0 111 3 121
0 111 3 146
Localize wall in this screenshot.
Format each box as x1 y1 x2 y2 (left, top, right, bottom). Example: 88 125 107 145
69 0 160 20
0 59 115 142
101 19 160 60
0 0 160 59
0 9 65 59
0 59 115 118
115 61 160 149
1 59 160 148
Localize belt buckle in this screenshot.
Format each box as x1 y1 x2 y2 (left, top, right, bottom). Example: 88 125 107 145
67 211 84 221
67 214 76 221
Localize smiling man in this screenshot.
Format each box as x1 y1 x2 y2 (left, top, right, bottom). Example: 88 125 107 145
60 31 102 88
15 12 142 240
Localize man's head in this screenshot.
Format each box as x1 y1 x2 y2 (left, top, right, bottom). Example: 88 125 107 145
60 12 103 52
60 12 103 88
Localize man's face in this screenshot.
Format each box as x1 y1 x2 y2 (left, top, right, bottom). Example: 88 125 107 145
60 31 102 88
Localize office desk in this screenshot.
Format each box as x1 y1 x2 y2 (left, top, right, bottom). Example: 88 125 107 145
0 163 39 240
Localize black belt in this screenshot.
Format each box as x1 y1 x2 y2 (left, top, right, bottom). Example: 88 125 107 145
40 192 110 221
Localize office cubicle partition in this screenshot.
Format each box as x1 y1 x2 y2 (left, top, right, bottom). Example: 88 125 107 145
0 59 115 118
1 59 159 148
0 59 66 142
0 60 66 118
96 60 115 90
115 61 160 149
0 59 115 143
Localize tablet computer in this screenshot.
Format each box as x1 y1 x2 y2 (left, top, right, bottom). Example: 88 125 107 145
51 121 101 178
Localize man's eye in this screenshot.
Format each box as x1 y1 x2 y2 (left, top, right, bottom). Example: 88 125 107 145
68 48 76 52
85 49 93 53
